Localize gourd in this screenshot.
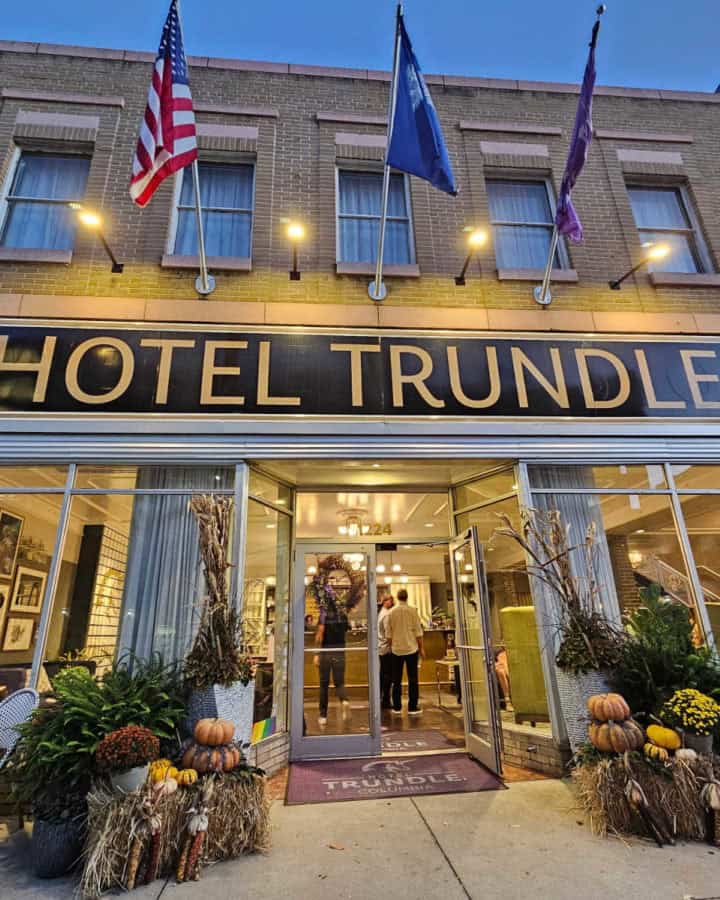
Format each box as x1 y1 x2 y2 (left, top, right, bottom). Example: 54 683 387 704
151 763 179 783
646 724 681 751
181 740 242 773
149 758 173 775
675 748 698 763
589 718 645 753
194 718 235 746
643 742 669 762
587 693 631 723
176 768 199 786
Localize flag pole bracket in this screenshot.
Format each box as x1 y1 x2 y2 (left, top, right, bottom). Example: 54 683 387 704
533 285 552 306
195 273 216 296
368 280 387 302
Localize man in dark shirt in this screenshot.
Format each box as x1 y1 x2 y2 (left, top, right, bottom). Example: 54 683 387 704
314 604 351 726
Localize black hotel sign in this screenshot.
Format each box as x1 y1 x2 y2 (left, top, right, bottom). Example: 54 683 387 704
1 324 720 418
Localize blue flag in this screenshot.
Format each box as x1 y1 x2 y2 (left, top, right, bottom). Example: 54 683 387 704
386 16 457 196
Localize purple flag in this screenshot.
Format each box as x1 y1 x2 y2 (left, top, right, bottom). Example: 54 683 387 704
555 20 600 243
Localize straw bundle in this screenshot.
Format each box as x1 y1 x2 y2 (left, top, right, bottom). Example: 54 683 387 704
572 754 717 842
80 771 268 898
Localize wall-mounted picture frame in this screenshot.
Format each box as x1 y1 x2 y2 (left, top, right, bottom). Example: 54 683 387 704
10 566 47 613
0 579 10 638
2 616 35 652
0 510 24 580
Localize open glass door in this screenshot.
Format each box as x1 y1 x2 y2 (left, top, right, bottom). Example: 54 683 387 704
290 543 380 760
450 527 503 775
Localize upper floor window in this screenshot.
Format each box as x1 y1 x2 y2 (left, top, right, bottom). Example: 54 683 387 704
337 170 414 264
627 185 711 274
0 151 90 251
486 178 567 270
173 161 254 258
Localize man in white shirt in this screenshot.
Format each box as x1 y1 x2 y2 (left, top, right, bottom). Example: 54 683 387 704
386 588 424 716
378 594 394 710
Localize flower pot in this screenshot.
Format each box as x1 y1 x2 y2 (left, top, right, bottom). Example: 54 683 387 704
109 764 149 793
188 680 256 749
31 816 85 878
555 668 610 752
683 732 714 755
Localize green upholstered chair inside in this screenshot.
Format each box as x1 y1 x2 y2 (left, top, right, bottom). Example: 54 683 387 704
499 606 550 726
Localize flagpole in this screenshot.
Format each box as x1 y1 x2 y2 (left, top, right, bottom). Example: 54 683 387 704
369 4 403 302
176 0 215 296
533 5 605 307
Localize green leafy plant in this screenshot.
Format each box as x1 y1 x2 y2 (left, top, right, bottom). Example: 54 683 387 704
95 725 159 772
610 584 720 718
7 654 184 811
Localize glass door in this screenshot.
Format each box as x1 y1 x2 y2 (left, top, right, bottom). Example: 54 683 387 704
290 543 380 760
449 527 502 775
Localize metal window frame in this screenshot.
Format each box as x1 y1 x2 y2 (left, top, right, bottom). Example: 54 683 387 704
335 166 416 265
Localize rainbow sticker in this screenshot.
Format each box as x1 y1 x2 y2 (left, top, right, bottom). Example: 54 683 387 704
252 716 277 744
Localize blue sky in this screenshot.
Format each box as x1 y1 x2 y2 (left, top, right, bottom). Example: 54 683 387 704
3 1 717 92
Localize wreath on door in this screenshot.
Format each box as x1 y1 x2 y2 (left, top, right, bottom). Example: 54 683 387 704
307 553 367 614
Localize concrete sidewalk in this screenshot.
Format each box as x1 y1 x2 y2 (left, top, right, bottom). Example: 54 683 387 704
2 780 719 899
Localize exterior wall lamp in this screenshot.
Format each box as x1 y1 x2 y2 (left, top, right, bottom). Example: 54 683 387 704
609 242 670 290
455 228 487 285
287 222 305 280
70 204 124 273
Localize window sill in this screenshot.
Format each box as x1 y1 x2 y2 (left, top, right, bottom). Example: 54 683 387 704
0 247 72 264
161 254 252 272
335 261 420 278
649 271 720 288
496 267 579 283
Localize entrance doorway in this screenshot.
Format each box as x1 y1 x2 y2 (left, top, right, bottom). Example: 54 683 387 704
290 531 503 777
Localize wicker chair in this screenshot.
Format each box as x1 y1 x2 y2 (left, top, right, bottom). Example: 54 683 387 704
0 687 39 767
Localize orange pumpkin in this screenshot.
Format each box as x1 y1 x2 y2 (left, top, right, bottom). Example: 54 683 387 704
587 693 631 723
194 718 235 746
589 718 645 753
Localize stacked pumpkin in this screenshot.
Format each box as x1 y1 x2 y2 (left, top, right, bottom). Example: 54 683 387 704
587 693 646 753
180 718 244 774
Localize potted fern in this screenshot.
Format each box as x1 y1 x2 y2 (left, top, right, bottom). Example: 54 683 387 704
185 495 255 750
496 508 622 751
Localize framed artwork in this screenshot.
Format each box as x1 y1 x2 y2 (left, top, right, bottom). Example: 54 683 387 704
0 579 10 637
2 616 35 652
0 510 24 579
10 566 47 613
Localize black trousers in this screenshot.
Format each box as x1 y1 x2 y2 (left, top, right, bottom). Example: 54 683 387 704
391 651 419 712
318 652 349 716
379 652 393 707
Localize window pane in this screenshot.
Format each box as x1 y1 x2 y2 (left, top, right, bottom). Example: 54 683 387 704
246 501 290 733
179 162 253 209
74 466 233 492
487 180 552 224
11 153 89 202
338 171 406 217
493 224 554 269
2 201 79 250
453 468 517 511
249 470 293 509
0 493 62 693
639 230 700 274
0 467 67 489
339 217 411 264
628 187 690 230
175 209 252 257
671 465 720 490
528 465 667 491
676 494 720 644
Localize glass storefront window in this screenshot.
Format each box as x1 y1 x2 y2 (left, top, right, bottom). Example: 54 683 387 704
245 499 291 733
453 468 517 511
249 470 293 509
0 466 68 488
74 466 234 492
528 465 667 491
676 494 720 644
0 492 63 692
671 465 720 491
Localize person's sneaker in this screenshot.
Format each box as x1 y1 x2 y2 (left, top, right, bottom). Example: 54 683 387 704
505 701 515 713
318 716 327 726
342 700 351 720
391 708 403 716
408 708 423 716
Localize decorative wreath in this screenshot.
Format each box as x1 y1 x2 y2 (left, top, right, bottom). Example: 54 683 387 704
308 553 367 615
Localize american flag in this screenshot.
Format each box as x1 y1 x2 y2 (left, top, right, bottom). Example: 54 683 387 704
130 0 197 207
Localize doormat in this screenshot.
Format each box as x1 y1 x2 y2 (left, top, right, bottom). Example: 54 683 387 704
286 754 505 805
381 729 464 753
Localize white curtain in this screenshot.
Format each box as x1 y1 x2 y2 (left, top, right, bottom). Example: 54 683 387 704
2 153 89 250
118 467 234 664
338 171 411 264
529 466 621 629
175 163 253 257
486 180 554 270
